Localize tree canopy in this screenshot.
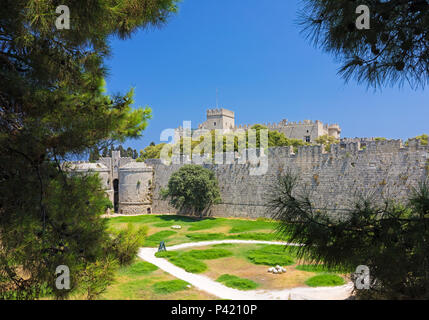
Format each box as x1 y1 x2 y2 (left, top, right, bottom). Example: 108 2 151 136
0 0 178 299
299 0 429 89
161 165 221 217
268 171 429 299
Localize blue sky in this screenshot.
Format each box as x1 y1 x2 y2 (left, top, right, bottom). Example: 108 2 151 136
105 0 429 152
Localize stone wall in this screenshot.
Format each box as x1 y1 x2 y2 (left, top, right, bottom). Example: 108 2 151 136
147 139 429 219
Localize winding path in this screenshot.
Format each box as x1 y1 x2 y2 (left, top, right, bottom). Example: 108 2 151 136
138 240 354 300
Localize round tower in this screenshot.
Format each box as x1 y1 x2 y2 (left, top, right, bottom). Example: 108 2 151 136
118 162 153 215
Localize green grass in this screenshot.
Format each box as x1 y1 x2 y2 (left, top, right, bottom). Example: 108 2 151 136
168 256 208 273
187 218 224 231
182 248 233 260
185 233 225 241
246 245 296 266
107 214 284 247
296 264 350 274
229 232 279 241
216 274 259 290
152 280 190 294
116 278 153 299
212 243 234 248
154 248 233 273
155 251 208 273
120 261 158 276
185 232 279 242
145 230 177 246
228 219 277 233
155 251 180 259
305 274 345 287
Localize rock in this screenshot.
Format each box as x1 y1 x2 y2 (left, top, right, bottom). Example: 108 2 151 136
281 267 287 273
273 269 278 274
171 225 182 229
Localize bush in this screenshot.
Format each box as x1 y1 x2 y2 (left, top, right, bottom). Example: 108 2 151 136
161 165 221 216
108 223 148 266
152 280 190 294
305 274 345 287
79 257 119 300
216 274 259 290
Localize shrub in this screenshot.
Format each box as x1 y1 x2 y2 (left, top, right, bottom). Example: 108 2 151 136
108 223 148 265
216 274 259 290
161 165 221 217
152 280 190 294
305 274 345 287
79 257 119 300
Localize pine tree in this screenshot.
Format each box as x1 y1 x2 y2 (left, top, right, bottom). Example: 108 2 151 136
299 0 429 89
0 0 178 299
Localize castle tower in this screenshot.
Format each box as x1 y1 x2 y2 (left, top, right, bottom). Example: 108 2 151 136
201 108 235 131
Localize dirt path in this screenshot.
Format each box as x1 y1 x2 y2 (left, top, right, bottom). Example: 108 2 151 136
138 240 354 300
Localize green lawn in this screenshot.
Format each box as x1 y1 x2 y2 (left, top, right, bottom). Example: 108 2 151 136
152 280 190 294
246 244 297 266
155 248 234 273
305 274 345 287
216 274 259 290
100 259 215 300
107 214 283 247
296 264 352 274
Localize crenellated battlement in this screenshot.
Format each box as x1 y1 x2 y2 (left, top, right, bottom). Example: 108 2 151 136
207 108 235 118
147 139 428 167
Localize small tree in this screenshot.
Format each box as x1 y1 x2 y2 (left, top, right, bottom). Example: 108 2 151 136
315 134 339 152
107 223 148 265
161 165 221 217
406 134 429 146
78 257 118 300
267 171 429 299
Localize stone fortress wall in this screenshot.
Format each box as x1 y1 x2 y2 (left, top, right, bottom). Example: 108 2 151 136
148 139 429 219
